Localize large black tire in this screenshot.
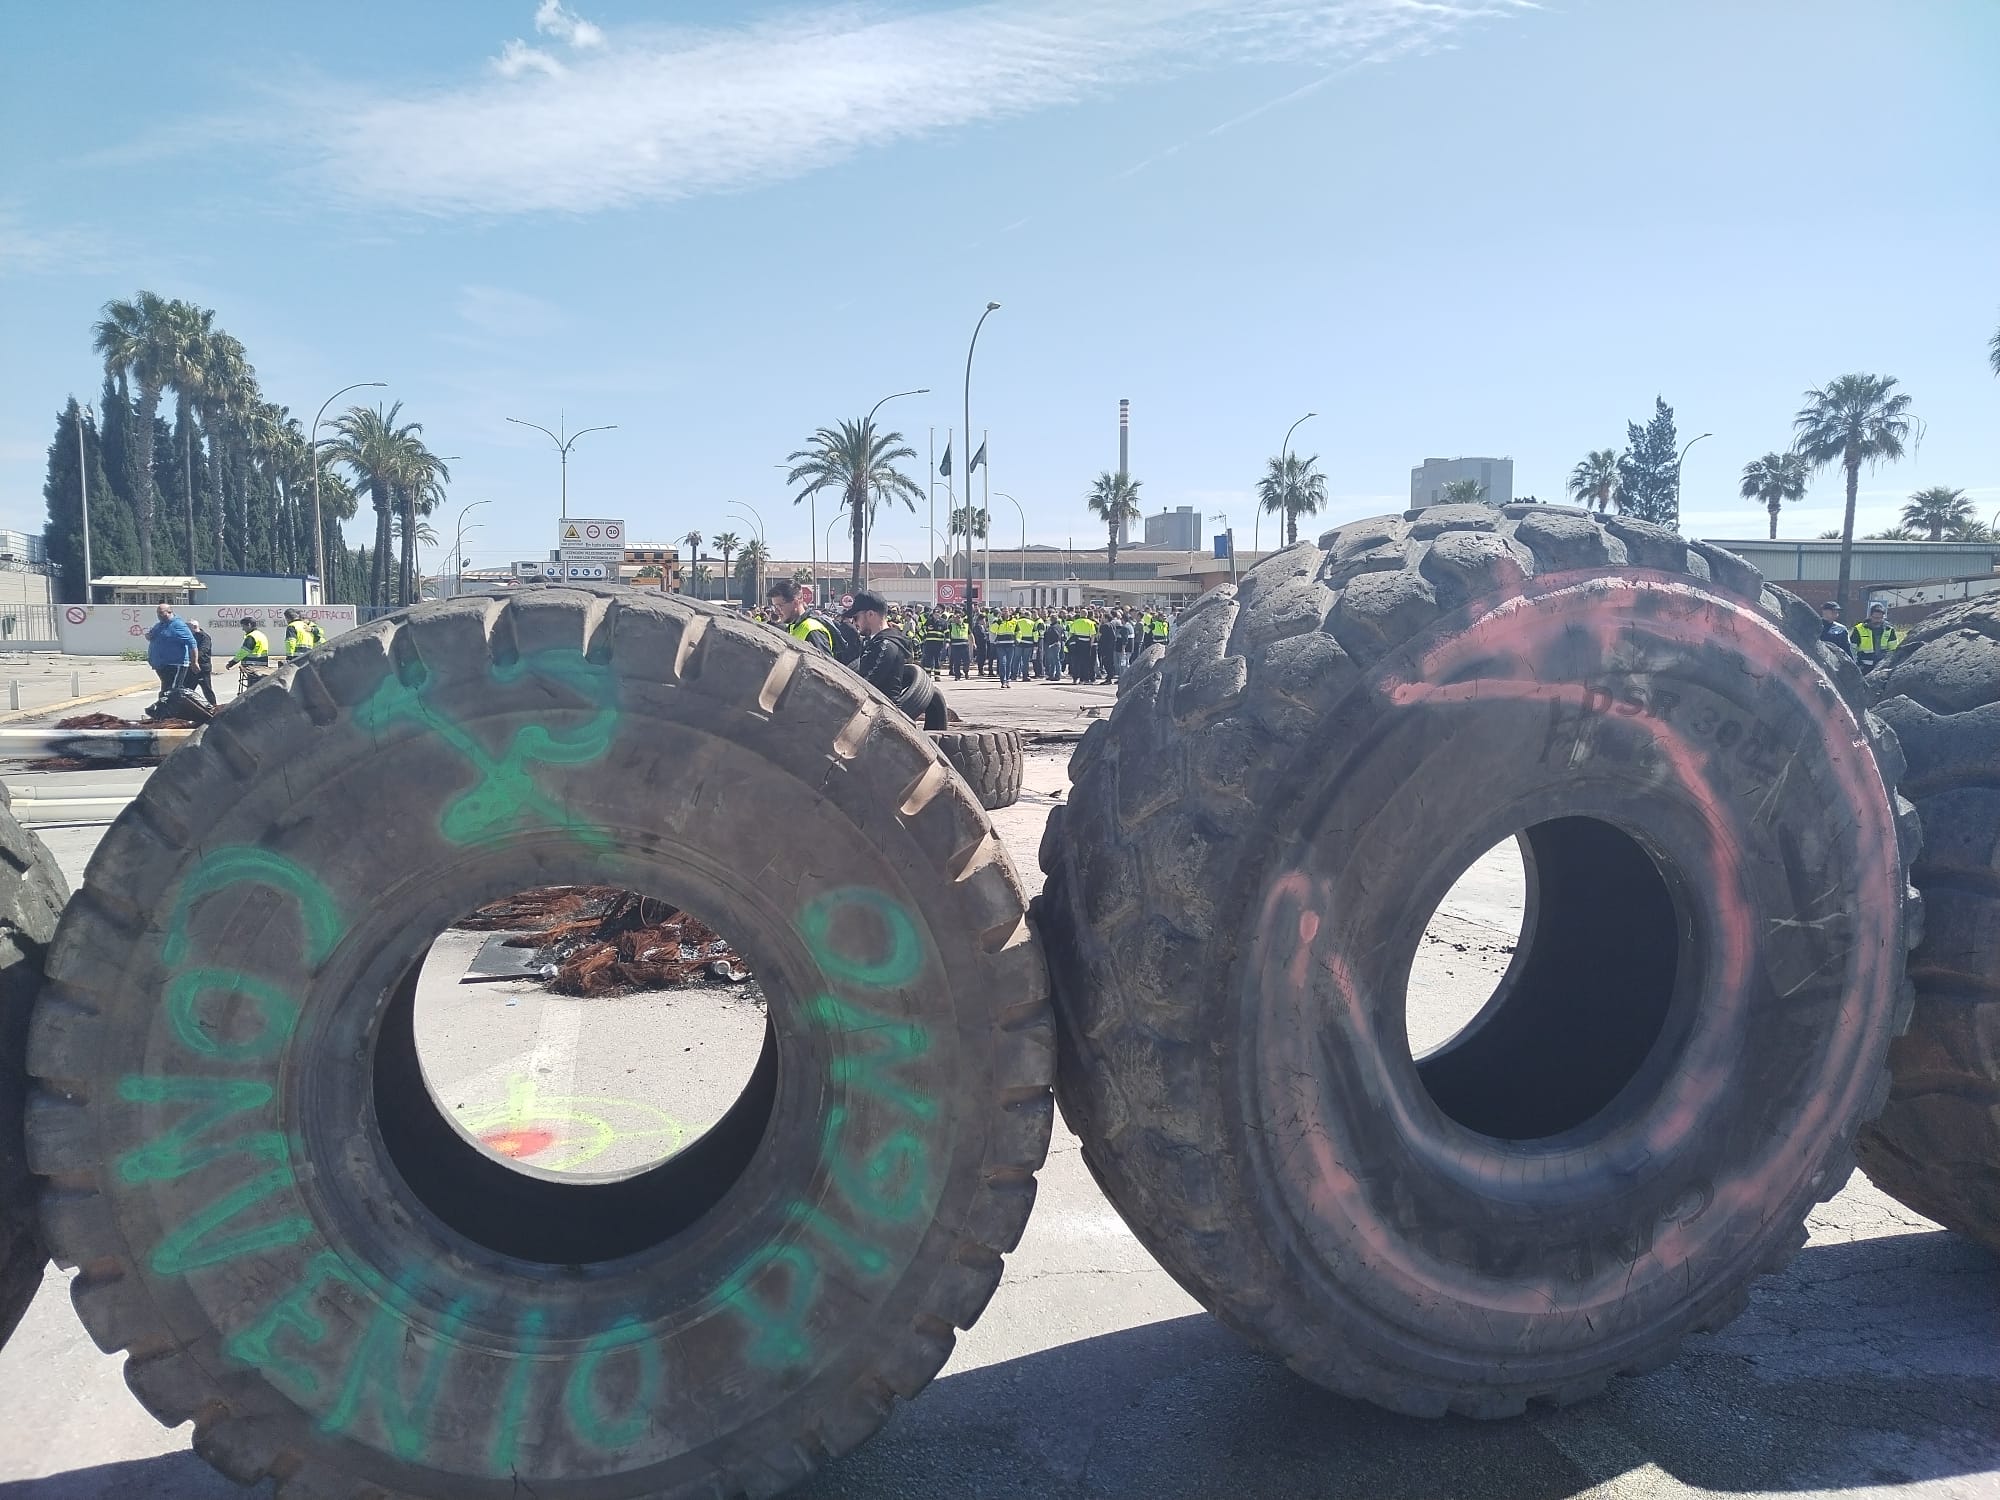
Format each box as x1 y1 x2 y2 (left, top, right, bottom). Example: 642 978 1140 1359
932 729 1024 811
27 589 1053 1498
1036 504 1917 1416
0 789 67 1349
1857 600 2000 1251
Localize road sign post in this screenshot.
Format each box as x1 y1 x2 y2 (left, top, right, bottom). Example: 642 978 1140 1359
557 518 625 584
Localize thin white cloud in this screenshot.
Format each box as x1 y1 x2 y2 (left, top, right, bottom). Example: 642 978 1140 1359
494 39 567 79
535 0 606 49
290 0 1533 217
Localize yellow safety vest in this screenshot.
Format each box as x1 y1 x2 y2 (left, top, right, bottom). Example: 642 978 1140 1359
1067 617 1097 639
234 630 270 664
788 616 834 651
950 621 969 641
284 619 322 653
1851 623 1899 656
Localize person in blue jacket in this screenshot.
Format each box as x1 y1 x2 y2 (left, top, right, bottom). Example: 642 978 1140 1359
145 602 197 699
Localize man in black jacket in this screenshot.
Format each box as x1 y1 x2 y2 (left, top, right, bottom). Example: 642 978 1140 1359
845 592 948 730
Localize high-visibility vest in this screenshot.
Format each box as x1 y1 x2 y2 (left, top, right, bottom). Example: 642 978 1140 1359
234 630 270 665
950 621 969 641
1851 623 1899 657
788 616 834 652
1150 616 1169 640
284 619 321 654
1067 617 1097 639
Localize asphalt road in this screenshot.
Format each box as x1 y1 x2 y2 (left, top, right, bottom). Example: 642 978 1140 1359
0 672 1993 1499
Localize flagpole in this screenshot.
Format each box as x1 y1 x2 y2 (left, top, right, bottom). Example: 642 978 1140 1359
928 426 935 601
982 428 991 606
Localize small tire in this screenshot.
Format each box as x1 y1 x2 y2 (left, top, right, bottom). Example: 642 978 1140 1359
1858 601 2000 1252
1035 504 1917 1416
27 589 1053 1498
932 729 1024 811
0 790 67 1350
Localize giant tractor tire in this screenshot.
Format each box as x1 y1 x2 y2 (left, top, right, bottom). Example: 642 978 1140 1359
1036 504 1917 1417
0 791 68 1349
26 589 1053 1499
1857 599 2000 1252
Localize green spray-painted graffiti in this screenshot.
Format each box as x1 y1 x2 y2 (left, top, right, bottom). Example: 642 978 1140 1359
354 649 620 848
710 885 940 1369
120 795 946 1475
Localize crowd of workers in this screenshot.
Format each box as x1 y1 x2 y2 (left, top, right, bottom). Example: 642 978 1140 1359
758 579 1181 731
1817 599 1903 673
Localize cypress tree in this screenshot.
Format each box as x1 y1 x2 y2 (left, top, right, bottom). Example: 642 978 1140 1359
1615 398 1682 529
43 398 142 600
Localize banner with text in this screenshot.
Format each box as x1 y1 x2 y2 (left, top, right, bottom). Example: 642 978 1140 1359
57 603 360 657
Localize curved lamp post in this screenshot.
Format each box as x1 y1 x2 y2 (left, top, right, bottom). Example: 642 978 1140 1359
311 380 386 601
506 411 617 520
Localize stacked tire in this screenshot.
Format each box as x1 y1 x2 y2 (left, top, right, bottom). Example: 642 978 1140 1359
1858 599 2000 1252
1037 503 1919 1415
932 728 1025 810
25 589 1054 1499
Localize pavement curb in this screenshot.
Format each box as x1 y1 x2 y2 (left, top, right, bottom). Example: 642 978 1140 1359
0 680 157 725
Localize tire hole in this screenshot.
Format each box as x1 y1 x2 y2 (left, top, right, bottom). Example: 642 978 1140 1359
1408 818 1686 1141
373 885 775 1264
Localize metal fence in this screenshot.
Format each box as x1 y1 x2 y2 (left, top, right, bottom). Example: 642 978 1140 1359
0 604 64 647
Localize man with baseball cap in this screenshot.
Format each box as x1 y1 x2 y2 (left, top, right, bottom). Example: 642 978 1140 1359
1817 601 1853 657
844 591 948 730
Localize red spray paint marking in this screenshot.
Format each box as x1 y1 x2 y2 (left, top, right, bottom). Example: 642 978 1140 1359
480 1128 557 1160
1254 569 1903 1323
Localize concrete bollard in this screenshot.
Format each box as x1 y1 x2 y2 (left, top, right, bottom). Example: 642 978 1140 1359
7 683 16 711
71 672 80 697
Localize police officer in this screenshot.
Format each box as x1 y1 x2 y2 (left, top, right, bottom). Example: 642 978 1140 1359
921 610 948 676
845 592 949 730
282 608 325 658
1817 601 1853 657
231 615 271 694
1850 602 1901 673
1066 609 1098 682
766 578 835 653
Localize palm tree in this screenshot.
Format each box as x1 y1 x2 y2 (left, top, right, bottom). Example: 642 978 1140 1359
690 563 712 597
92 291 173 571
1085 472 1143 573
396 445 450 606
156 299 216 568
194 328 253 569
711 531 741 590
325 402 424 606
1902 485 1972 543
1566 449 1620 514
786 419 923 591
1990 319 2000 379
1738 451 1810 539
737 539 769 606
1793 374 1921 609
1256 452 1328 545
1438 477 1486 505
1865 524 1918 540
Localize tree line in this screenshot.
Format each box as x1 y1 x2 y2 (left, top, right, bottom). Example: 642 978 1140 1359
40 290 448 606
1569 321 1999 606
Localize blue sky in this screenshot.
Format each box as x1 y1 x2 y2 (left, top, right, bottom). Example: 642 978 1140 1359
3 0 1996 572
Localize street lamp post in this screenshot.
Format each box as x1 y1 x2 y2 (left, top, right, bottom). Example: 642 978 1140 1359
1674 432 1713 531
75 403 93 599
505 410 617 519
994 492 1026 598
961 304 1000 607
311 380 387 603
449 499 491 597
856 388 929 591
1258 410 1317 555
728 502 766 608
